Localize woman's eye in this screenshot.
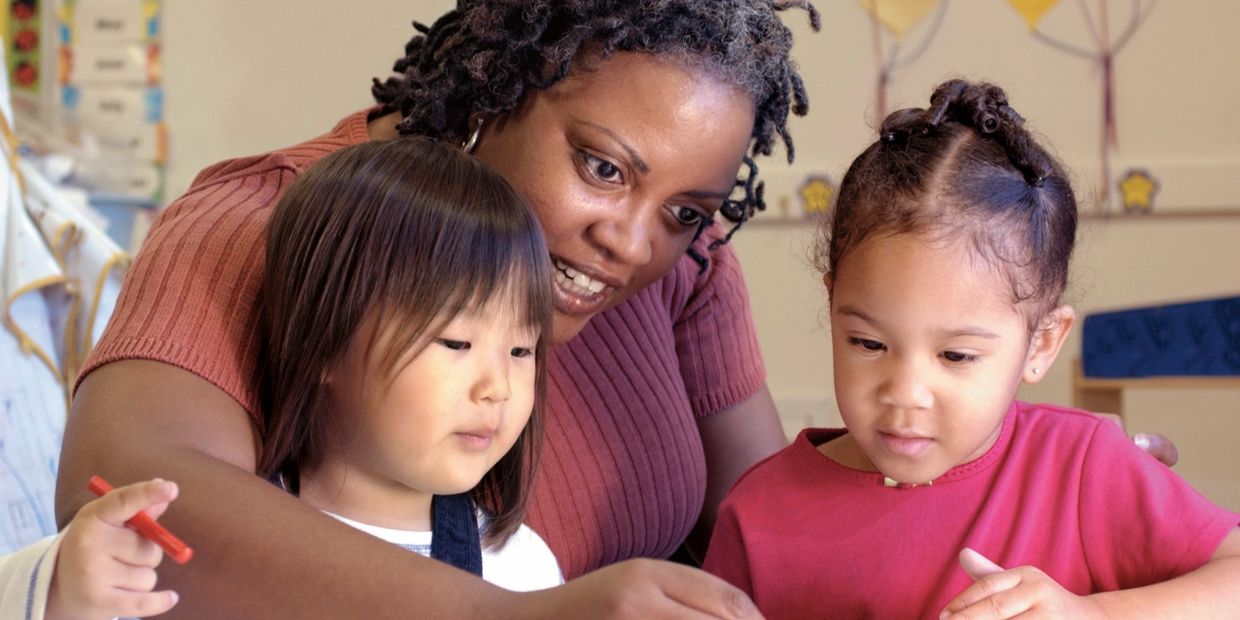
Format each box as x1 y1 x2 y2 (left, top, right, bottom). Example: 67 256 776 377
941 350 977 364
438 339 470 351
582 152 622 184
671 205 706 227
511 347 534 359
849 337 885 352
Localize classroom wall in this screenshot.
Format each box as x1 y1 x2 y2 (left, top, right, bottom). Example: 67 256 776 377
161 1 1240 510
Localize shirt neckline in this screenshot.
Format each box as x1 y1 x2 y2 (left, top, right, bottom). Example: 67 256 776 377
797 401 1018 488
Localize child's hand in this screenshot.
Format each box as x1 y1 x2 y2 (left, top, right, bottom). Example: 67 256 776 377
46 479 182 620
939 548 1104 620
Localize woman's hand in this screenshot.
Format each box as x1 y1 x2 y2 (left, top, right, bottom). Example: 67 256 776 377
1096 412 1179 466
47 479 181 620
1133 432 1178 466
516 558 763 619
939 548 1104 620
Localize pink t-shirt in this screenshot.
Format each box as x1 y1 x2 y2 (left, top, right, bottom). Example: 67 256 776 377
80 110 766 579
704 401 1239 619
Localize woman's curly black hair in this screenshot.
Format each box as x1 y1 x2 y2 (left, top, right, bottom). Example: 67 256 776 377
372 0 820 260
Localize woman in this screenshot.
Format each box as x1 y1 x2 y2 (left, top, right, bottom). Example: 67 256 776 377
58 2 817 617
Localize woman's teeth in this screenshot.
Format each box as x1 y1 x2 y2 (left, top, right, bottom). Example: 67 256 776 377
555 260 606 295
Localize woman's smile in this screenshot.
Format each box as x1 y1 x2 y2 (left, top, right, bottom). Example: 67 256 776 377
551 256 617 315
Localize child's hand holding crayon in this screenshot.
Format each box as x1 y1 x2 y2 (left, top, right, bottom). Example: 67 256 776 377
46 478 183 619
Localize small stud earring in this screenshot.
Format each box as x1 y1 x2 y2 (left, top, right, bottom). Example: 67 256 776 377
1031 367 1040 375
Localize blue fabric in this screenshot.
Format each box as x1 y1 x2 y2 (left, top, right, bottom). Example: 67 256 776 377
431 494 483 577
1081 295 1240 378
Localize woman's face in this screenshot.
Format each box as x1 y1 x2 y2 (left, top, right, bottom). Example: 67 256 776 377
473 52 756 344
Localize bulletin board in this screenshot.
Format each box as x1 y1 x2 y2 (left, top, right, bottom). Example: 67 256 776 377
56 0 164 202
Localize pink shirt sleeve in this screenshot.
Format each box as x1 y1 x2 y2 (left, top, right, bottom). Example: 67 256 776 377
1078 420 1240 589
672 225 766 418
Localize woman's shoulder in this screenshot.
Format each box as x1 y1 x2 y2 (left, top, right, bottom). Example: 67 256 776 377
175 109 371 212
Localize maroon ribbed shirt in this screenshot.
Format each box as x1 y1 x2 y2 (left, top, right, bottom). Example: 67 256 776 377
78 110 766 579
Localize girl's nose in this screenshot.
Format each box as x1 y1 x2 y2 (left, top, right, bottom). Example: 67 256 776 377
878 359 933 410
472 354 512 404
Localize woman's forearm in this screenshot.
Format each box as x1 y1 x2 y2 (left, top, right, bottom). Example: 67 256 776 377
57 361 514 618
1090 530 1240 619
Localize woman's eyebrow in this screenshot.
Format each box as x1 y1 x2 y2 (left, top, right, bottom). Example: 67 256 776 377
682 188 732 201
581 121 649 173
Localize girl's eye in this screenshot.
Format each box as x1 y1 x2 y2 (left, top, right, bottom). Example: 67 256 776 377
510 347 534 359
941 350 978 364
582 152 623 184
849 337 885 352
438 339 470 351
670 205 706 228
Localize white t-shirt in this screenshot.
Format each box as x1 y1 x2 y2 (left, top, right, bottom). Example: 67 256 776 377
326 511 563 592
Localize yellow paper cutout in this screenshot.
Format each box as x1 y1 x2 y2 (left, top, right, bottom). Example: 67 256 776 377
1008 0 1060 31
800 175 835 218
858 0 940 40
1118 169 1157 214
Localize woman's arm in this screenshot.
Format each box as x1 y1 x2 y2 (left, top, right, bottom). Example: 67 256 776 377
944 528 1240 619
686 384 788 562
58 361 761 618
1089 527 1240 618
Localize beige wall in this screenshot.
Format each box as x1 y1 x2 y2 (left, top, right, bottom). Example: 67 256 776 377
161 2 1239 510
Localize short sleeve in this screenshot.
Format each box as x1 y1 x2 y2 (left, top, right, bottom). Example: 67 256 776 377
1078 420 1240 589
671 225 766 418
76 158 298 418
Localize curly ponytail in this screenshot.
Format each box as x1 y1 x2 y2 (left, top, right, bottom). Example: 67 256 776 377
820 79 1078 329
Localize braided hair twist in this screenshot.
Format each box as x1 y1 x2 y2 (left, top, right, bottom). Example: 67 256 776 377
372 1 820 253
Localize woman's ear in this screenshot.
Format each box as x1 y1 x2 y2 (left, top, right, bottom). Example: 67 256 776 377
1023 305 1076 384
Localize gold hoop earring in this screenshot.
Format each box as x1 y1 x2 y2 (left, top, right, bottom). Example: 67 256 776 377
462 118 484 154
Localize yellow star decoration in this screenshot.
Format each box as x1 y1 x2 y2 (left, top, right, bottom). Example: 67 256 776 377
1007 0 1061 31
1118 169 1158 214
800 175 835 219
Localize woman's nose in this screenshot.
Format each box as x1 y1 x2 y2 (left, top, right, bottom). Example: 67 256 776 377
590 201 654 267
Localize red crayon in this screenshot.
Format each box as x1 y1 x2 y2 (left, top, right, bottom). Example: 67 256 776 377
87 475 194 564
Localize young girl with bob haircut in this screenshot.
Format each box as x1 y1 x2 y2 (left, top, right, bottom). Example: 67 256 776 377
257 137 561 590
1 137 561 619
703 80 1240 619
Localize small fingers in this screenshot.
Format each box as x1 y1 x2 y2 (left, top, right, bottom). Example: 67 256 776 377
958 548 1004 581
106 588 180 619
941 569 1025 619
103 528 166 567
87 478 180 527
109 562 162 593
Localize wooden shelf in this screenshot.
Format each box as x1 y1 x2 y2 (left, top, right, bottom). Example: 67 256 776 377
1072 358 1240 421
